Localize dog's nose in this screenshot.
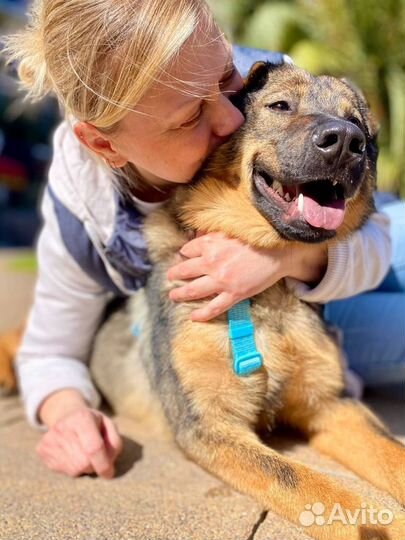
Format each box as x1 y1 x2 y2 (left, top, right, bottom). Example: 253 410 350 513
312 120 366 166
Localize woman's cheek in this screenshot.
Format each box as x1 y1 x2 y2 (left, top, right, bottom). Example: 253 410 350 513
163 122 212 180
188 122 212 161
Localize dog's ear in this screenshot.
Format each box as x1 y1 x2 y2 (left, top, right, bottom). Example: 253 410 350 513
341 77 379 174
230 61 284 115
245 61 288 93
340 78 379 136
245 61 272 92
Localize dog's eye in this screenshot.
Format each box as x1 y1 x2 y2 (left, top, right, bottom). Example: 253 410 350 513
267 101 291 112
347 116 362 128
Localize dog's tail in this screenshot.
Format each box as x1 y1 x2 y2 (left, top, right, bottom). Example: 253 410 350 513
0 324 24 395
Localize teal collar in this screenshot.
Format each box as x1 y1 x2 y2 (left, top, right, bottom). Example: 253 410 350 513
227 299 263 376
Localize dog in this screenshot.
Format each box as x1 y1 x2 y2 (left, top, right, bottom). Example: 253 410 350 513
59 62 405 539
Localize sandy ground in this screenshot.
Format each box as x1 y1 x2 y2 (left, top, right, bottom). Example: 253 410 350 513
0 250 404 540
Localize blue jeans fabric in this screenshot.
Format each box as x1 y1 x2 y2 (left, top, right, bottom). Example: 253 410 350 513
325 196 405 389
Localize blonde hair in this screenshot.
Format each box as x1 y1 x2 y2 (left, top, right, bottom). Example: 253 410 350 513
3 0 215 131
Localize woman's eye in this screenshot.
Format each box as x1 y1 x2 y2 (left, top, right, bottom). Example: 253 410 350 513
180 106 203 128
267 101 291 112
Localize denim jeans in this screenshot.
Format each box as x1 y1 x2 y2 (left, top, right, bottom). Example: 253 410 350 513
325 195 405 392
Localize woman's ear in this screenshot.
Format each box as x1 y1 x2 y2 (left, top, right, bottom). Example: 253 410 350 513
73 122 128 167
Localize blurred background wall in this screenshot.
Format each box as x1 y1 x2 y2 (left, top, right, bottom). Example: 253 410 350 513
0 0 404 249
0 0 60 248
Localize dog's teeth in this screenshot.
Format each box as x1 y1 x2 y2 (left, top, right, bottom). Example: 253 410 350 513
272 180 284 197
298 193 304 213
284 193 291 202
333 180 338 186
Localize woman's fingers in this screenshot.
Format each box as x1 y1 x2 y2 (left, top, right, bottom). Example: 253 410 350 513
58 429 97 477
178 232 226 259
169 276 218 302
75 411 115 479
100 415 123 461
36 437 65 473
36 430 95 477
166 256 206 281
190 291 236 322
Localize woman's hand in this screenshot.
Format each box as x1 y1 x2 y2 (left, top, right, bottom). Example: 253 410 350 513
167 232 328 322
36 389 123 478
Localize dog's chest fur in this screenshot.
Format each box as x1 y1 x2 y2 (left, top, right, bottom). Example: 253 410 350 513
137 208 345 434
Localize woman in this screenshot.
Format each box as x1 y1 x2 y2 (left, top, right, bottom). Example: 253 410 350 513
4 0 394 479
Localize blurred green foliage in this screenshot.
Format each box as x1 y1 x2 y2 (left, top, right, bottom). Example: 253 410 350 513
6 253 37 273
208 0 405 196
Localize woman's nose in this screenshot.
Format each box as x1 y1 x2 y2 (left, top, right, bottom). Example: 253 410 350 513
210 93 245 138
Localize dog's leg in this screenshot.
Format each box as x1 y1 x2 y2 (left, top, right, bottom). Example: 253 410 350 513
176 420 405 540
292 397 405 507
170 320 405 539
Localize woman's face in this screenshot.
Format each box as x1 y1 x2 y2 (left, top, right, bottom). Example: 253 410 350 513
106 23 245 187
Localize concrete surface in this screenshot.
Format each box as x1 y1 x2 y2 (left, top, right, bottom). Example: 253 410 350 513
1 394 404 540
0 396 265 540
0 249 404 540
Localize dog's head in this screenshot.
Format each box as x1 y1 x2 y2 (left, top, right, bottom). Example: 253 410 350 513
177 61 378 248
229 61 378 243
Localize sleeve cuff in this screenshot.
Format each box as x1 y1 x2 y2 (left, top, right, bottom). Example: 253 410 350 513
16 356 102 430
285 240 350 303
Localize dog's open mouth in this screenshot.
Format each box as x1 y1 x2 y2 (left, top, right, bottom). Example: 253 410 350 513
254 168 347 230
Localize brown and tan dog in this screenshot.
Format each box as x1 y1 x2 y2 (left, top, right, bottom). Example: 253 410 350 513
91 61 405 539
90 62 405 539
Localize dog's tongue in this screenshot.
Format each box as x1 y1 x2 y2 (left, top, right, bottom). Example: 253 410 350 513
302 195 346 230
